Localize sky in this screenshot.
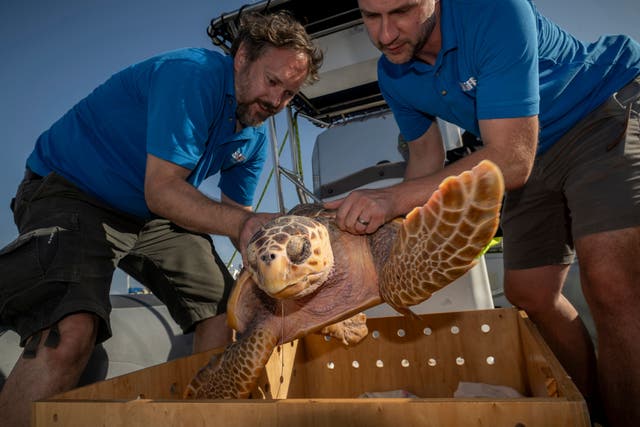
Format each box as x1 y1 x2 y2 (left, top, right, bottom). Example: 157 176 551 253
1 0 638 293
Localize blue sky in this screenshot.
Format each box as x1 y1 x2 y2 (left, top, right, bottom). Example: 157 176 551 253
1 0 638 292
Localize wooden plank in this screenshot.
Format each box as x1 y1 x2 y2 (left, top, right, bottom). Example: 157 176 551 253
53 348 222 400
34 398 590 427
33 400 280 427
277 399 591 427
54 338 298 401
517 311 586 401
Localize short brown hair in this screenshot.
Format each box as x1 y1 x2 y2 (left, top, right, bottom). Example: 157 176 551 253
229 11 323 85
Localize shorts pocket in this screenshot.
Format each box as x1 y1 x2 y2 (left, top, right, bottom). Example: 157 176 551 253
0 219 81 324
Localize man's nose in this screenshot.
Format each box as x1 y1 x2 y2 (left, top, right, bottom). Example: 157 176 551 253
267 89 284 110
379 15 398 45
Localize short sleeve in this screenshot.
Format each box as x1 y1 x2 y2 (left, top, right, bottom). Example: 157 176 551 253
146 59 223 169
472 0 540 119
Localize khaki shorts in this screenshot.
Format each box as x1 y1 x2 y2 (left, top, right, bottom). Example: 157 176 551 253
0 172 234 345
502 76 640 270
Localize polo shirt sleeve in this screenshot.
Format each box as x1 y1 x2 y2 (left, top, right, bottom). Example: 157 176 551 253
146 59 223 170
470 0 540 119
218 130 268 207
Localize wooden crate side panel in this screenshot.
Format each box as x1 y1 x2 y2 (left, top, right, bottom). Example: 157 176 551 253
516 312 586 402
33 400 279 427
276 399 592 427
53 349 221 400
288 308 529 398
54 339 297 401
34 398 591 427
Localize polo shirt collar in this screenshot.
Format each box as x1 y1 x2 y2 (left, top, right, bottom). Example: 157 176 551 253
405 0 458 74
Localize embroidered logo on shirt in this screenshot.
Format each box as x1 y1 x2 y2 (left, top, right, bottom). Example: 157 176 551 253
231 150 246 163
459 76 478 92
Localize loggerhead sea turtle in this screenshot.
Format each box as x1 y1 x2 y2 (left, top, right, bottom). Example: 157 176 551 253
184 160 505 399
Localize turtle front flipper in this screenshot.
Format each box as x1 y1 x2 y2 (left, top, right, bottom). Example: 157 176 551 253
380 160 505 314
183 325 278 399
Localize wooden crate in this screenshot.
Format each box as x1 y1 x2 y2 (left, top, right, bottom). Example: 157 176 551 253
34 308 590 426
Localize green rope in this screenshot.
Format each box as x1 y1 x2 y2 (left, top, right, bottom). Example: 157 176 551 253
293 116 304 182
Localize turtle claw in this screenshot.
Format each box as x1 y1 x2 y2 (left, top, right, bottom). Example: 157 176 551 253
319 312 369 346
380 160 504 310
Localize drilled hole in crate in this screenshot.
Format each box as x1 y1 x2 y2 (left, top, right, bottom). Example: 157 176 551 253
277 345 281 353
372 330 380 339
450 326 460 334
481 324 491 333
486 356 496 365
376 359 384 368
427 358 437 367
397 328 406 337
423 327 432 336
401 359 410 368
352 360 360 368
327 361 335 370
456 357 465 366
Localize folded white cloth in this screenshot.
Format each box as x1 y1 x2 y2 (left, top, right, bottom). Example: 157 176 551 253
454 381 523 398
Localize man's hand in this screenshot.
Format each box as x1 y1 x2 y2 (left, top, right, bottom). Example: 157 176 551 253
323 186 396 235
238 212 280 267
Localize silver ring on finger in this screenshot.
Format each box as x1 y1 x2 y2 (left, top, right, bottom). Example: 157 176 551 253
357 217 370 226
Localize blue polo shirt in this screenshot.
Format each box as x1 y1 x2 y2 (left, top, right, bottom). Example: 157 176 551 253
378 0 640 155
27 48 267 218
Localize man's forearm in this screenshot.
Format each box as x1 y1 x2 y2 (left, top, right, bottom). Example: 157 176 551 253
388 143 531 218
146 176 251 242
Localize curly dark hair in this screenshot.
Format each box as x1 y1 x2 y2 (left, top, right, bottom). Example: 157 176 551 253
229 11 323 84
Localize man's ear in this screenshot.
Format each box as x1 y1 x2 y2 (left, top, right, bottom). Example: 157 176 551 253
234 43 248 72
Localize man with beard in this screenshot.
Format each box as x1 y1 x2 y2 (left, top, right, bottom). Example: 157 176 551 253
0 11 322 427
326 0 640 425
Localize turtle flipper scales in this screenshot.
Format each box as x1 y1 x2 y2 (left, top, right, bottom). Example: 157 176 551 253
380 160 504 314
183 324 278 399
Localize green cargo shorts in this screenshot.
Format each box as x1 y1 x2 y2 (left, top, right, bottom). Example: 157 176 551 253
0 172 234 346
502 76 640 270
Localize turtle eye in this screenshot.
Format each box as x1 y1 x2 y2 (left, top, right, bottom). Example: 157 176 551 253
286 236 311 264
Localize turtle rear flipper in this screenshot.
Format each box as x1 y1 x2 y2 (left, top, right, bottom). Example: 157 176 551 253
319 312 368 346
380 160 504 313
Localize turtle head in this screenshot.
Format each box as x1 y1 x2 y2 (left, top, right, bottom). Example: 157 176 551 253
245 215 335 299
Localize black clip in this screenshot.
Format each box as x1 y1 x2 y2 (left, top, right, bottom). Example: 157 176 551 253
23 330 42 359
44 323 61 349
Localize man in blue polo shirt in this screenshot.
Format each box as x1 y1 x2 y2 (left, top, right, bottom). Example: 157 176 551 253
0 11 322 427
326 0 640 424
